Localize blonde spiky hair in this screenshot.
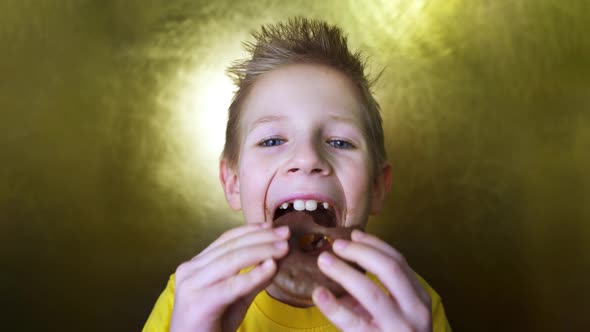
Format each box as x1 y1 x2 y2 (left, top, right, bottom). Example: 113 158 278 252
223 17 386 177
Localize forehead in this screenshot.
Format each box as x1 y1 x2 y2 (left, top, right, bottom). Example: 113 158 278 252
239 64 364 128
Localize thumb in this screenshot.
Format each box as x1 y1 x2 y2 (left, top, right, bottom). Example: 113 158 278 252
221 261 276 332
222 289 261 332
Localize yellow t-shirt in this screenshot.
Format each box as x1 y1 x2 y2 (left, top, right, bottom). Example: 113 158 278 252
142 273 452 331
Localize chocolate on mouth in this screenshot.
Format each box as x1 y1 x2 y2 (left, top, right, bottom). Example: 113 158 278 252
271 210 361 305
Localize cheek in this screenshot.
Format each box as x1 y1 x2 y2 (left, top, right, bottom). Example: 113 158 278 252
345 176 372 206
343 157 373 191
238 155 275 223
341 160 374 224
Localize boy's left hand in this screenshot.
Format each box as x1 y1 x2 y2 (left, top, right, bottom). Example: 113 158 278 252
312 229 432 332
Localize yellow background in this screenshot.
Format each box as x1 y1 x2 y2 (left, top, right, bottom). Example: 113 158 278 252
1 1 589 330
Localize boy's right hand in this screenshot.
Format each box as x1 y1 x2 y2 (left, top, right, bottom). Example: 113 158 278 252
169 222 289 332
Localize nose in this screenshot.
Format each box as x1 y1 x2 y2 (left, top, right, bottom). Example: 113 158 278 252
285 141 332 176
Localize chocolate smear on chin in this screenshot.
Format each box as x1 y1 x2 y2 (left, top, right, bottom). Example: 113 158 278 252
271 211 363 305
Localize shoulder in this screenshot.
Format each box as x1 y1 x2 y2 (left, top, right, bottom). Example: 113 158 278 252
415 275 452 331
367 272 452 332
142 275 176 332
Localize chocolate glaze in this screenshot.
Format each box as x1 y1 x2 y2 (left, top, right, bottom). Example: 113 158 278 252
271 211 362 303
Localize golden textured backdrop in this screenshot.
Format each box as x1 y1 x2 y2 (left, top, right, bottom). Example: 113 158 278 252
1 1 589 330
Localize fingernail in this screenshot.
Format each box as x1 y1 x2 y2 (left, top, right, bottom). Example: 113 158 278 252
274 240 287 250
274 226 289 237
332 239 348 251
318 252 335 266
352 229 365 239
261 259 274 271
315 287 331 304
261 222 272 228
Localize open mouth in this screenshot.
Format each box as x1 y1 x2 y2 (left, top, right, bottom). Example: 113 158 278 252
270 199 357 303
272 199 340 257
272 199 338 228
273 209 344 257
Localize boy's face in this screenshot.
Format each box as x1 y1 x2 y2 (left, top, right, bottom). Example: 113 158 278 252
220 64 391 229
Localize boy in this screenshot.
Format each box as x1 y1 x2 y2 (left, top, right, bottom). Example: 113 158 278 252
143 17 451 331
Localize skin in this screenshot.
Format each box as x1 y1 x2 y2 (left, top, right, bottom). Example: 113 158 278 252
170 64 432 332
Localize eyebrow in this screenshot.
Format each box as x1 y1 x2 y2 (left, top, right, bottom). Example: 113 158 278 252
328 114 357 125
248 113 359 132
248 115 288 131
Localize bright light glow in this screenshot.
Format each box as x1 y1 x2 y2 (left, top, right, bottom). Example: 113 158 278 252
175 66 234 169
151 31 248 224
155 56 237 209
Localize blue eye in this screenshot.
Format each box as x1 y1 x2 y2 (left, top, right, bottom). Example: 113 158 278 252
328 139 355 149
259 137 285 147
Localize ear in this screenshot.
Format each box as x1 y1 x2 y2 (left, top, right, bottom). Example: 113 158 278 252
370 162 393 214
219 159 242 211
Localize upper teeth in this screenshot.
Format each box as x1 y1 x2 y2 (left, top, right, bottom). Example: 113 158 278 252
279 199 330 212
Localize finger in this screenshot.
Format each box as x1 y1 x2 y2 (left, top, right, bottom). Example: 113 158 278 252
222 270 275 332
198 222 271 257
192 225 289 270
332 239 429 318
180 240 288 289
204 258 277 312
338 295 372 322
312 287 375 332
176 225 286 285
349 232 431 305
351 229 403 261
317 252 402 327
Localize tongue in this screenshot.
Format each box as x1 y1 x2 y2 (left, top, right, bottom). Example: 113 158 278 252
305 209 335 227
274 211 326 233
275 211 314 230
276 208 335 228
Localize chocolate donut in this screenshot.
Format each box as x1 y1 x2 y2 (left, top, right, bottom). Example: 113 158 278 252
271 211 361 305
